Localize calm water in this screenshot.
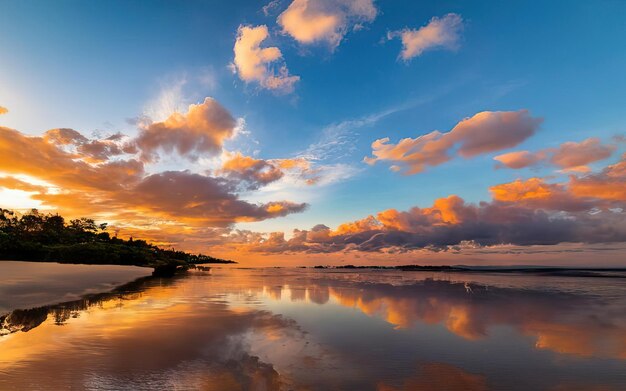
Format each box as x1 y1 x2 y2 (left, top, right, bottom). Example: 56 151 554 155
1 265 625 390
0 261 152 314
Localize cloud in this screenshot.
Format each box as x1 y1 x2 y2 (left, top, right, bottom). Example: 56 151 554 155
232 25 299 93
299 105 409 162
0 176 48 194
0 126 138 192
494 137 616 171
262 0 283 16
489 178 597 212
126 171 307 226
0 124 308 230
236 156 626 254
551 138 616 172
494 150 545 169
0 106 8 115
135 97 237 162
216 153 351 191
365 110 542 174
240 197 626 254
218 152 285 190
44 128 128 163
277 0 377 48
569 153 626 201
388 13 463 61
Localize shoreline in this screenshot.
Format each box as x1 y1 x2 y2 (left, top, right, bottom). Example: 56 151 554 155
0 261 153 316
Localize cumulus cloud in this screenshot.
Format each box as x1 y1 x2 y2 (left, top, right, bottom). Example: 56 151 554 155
217 152 285 190
569 153 626 201
0 106 8 115
44 128 129 163
278 0 377 48
388 13 463 61
135 97 237 162
494 137 616 171
489 178 597 212
551 138 616 171
0 126 138 191
216 153 350 191
232 25 299 93
127 171 307 226
365 110 542 174
239 196 625 254
236 156 626 254
0 124 308 231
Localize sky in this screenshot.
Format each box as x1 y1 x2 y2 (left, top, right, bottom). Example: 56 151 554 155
0 0 625 266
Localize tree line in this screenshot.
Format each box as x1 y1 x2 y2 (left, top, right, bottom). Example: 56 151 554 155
0 208 234 268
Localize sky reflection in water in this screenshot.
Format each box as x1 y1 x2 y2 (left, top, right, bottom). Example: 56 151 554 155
1 267 625 390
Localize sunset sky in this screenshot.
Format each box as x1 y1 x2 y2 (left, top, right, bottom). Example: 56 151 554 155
1 0 625 266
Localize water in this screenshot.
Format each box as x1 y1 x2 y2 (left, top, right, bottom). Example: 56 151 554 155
0 261 152 314
1 265 625 390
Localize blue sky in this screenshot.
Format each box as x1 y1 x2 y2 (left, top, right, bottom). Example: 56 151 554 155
1 0 625 264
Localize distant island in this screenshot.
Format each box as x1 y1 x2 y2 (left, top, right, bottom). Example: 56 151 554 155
0 208 236 274
312 264 626 278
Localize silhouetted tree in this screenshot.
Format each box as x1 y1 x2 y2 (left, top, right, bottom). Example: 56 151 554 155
0 209 235 267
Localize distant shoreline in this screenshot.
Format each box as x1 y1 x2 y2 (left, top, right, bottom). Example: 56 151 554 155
309 265 626 278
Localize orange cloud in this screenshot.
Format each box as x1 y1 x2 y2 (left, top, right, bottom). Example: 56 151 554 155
0 118 308 234
494 137 616 171
135 97 237 162
0 126 139 192
334 215 380 235
569 153 626 201
0 106 7 115
490 152 626 211
237 156 626 254
494 150 545 169
219 152 285 190
388 13 463 61
0 176 48 193
366 110 542 174
278 0 377 48
488 177 595 212
232 25 299 93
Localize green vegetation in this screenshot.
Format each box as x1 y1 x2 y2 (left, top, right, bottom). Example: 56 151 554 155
0 209 235 270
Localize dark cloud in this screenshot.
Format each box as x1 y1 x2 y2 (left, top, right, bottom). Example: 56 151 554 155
239 155 626 254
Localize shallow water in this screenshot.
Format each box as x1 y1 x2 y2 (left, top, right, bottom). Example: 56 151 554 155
0 261 152 314
1 266 625 390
